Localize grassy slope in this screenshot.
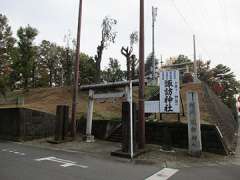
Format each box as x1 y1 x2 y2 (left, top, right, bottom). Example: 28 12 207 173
0 83 211 124
0 87 122 120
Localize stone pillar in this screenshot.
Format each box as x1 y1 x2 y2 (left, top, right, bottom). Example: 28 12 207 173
187 91 202 157
55 105 69 141
86 90 95 142
122 102 137 153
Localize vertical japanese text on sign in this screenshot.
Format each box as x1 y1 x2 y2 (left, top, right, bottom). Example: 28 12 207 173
160 70 180 113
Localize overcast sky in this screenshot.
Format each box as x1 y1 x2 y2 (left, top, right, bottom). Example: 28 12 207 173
1 0 239 79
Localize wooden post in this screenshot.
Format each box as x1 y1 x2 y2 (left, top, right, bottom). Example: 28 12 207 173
86 90 94 142
187 91 202 157
139 0 146 149
71 0 83 138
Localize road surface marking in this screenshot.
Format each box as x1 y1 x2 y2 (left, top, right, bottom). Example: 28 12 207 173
145 168 179 180
61 149 78 153
1 149 26 156
35 156 88 169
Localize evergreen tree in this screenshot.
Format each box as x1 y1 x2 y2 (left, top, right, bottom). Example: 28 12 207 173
173 54 191 64
79 53 97 85
211 64 240 110
145 52 159 77
38 40 62 87
0 14 15 95
15 25 38 89
102 58 124 82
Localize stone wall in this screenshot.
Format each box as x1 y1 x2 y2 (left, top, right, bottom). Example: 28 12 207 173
0 108 55 141
145 122 226 155
0 108 21 140
78 120 227 155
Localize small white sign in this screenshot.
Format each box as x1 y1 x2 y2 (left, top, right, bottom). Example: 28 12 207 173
160 70 180 113
145 101 160 113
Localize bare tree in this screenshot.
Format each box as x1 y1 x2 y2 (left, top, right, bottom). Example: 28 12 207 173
94 16 117 82
130 31 138 48
130 54 138 79
121 31 138 80
121 47 132 80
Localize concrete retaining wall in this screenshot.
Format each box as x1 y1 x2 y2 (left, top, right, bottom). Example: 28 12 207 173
78 120 226 155
0 108 55 141
145 122 226 155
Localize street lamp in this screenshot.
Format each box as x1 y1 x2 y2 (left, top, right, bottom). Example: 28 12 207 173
71 0 83 138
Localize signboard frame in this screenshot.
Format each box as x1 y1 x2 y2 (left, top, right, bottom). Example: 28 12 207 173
159 70 180 114
144 69 183 122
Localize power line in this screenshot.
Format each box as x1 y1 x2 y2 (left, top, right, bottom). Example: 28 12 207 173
184 0 213 59
170 0 194 34
169 0 212 61
217 0 230 57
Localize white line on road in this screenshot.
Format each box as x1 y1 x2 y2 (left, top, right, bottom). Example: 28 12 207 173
35 156 88 169
1 149 26 156
145 168 179 180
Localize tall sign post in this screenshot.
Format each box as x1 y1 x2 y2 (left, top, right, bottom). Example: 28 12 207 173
71 0 83 138
138 0 145 149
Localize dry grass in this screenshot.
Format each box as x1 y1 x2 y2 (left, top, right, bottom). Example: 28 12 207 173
0 83 212 124
0 87 122 120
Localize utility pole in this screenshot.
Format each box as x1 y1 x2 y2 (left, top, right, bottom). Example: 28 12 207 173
152 6 157 81
160 55 163 68
71 0 83 138
138 0 145 149
193 34 197 75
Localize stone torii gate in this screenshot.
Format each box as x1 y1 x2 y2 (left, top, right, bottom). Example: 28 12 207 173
80 80 141 146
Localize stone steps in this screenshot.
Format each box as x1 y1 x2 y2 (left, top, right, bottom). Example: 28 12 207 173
107 126 123 142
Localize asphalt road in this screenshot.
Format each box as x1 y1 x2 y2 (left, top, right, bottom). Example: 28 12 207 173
1 140 240 180
171 165 240 180
0 140 159 180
